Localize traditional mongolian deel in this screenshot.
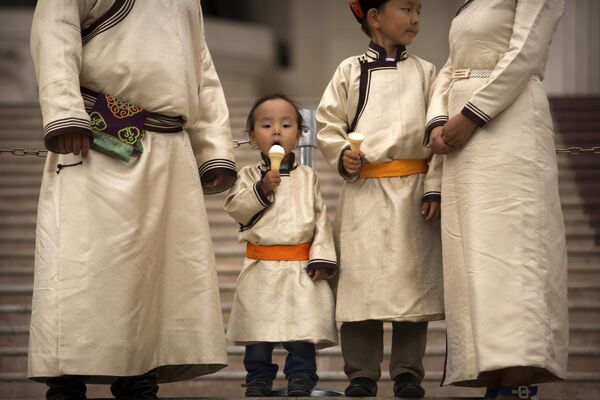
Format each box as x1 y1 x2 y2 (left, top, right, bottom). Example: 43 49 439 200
317 42 444 323
224 156 338 349
426 0 568 387
29 0 236 384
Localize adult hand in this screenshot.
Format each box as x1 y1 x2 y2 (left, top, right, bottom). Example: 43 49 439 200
429 126 452 155
440 113 478 152
421 201 441 222
308 268 331 282
205 174 226 191
261 170 281 194
342 149 365 176
53 132 91 158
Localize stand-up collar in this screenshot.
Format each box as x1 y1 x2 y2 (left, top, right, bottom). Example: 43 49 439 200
365 41 408 62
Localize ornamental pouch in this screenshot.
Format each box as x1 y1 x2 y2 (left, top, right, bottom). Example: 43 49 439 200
89 93 150 162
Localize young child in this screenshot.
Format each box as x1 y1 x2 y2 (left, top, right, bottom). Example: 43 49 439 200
224 94 338 397
316 0 444 397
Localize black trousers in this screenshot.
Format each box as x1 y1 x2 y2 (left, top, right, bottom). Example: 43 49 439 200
46 370 159 400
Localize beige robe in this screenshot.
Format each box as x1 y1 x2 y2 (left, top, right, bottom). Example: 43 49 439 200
29 0 234 383
317 42 444 323
426 0 568 387
223 158 338 349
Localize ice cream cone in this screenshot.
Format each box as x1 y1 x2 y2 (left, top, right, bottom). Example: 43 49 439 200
268 144 285 171
348 132 365 153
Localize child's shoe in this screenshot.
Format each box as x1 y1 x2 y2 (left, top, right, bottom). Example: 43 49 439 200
393 373 425 398
345 377 377 397
244 379 273 397
286 374 316 397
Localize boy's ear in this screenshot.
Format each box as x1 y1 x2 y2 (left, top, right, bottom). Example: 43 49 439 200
366 8 380 30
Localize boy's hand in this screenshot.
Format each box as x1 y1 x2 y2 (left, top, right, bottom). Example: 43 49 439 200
421 201 441 222
429 127 452 155
308 268 331 282
342 149 365 176
261 170 281 194
440 114 478 151
205 174 225 190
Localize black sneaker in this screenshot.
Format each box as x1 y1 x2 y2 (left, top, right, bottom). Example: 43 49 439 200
345 377 378 397
393 373 425 398
244 379 273 397
287 374 316 397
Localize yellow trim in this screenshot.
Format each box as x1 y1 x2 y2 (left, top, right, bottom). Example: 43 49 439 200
360 159 428 178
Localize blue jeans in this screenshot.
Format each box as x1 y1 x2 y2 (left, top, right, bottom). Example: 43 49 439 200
244 342 318 383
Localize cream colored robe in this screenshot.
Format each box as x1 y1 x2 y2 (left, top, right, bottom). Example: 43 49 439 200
29 0 235 383
223 158 338 349
317 42 444 323
426 0 568 387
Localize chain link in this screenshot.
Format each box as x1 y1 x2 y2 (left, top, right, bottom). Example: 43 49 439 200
1 145 600 157
0 147 48 157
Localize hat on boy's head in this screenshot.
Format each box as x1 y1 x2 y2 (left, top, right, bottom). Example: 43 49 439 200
348 0 388 23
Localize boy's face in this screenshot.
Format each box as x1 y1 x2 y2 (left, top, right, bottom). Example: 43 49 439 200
250 99 300 157
374 0 421 46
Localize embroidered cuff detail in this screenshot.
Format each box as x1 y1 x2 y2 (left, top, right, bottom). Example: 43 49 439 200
424 116 448 145
199 159 237 195
307 259 338 276
462 102 491 127
338 144 360 182
253 181 273 208
43 118 94 153
422 191 441 203
239 209 266 232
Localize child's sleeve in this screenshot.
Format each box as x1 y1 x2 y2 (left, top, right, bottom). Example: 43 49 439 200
460 0 564 127
424 56 453 146
223 166 272 227
316 62 356 182
423 63 442 203
307 173 338 276
187 6 237 195
30 0 96 153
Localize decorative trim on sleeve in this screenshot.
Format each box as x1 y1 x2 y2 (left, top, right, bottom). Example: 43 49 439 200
239 209 266 232
422 191 441 203
199 158 238 194
462 102 491 127
424 116 448 145
253 181 273 208
43 118 93 153
307 259 338 275
81 0 136 46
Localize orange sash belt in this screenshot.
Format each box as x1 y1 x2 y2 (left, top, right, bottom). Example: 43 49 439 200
360 159 428 178
246 243 311 261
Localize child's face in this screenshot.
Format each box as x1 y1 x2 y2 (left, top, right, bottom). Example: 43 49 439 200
374 0 421 46
250 99 300 156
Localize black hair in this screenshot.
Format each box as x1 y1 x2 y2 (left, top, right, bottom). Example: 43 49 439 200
245 93 304 136
360 2 388 38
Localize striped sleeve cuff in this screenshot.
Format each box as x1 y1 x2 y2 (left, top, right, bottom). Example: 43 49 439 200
199 159 238 195
43 118 93 153
424 116 448 145
307 259 338 276
253 181 273 208
462 102 491 127
422 191 441 203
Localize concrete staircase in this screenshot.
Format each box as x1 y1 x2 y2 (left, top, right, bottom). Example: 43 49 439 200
1 98 599 399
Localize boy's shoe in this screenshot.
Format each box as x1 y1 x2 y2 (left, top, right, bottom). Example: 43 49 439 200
345 377 378 397
287 374 316 397
244 379 273 397
393 373 425 398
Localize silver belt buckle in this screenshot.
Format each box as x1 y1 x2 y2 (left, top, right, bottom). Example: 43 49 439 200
517 386 529 399
453 68 471 79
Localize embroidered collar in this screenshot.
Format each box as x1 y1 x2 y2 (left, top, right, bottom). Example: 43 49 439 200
365 41 408 63
260 152 298 174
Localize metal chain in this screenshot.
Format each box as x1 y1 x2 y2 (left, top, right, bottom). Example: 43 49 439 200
1 145 600 157
0 147 48 158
